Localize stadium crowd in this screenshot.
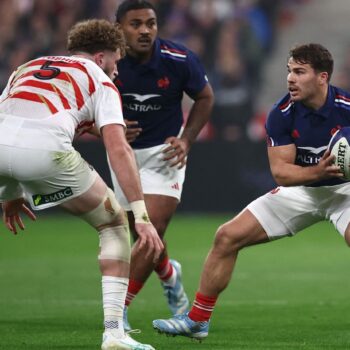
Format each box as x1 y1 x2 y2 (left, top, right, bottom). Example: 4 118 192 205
0 0 309 141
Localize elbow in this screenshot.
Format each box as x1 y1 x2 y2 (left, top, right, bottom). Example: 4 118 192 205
274 178 290 187
273 175 285 186
207 92 215 110
197 85 215 110
271 170 291 187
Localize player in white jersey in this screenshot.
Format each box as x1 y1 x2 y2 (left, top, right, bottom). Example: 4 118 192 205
0 19 163 350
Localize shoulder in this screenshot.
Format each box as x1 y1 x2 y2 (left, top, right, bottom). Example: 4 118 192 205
157 38 207 85
332 85 350 106
269 93 293 118
158 38 196 63
332 84 350 97
266 93 295 143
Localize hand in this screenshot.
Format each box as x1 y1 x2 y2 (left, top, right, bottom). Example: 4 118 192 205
134 222 164 262
162 136 190 169
124 119 142 143
2 198 36 234
317 149 344 179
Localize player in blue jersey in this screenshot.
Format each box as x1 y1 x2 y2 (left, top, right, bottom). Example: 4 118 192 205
110 0 214 331
153 43 350 339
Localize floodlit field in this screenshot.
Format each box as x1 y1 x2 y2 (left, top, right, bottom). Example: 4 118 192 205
0 214 349 350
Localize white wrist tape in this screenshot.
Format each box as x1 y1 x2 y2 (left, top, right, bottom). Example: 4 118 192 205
130 200 150 224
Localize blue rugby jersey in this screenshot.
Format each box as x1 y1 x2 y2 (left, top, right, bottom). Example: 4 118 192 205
114 38 208 149
266 85 350 186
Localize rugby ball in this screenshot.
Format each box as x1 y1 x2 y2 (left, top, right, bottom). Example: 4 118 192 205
328 127 350 180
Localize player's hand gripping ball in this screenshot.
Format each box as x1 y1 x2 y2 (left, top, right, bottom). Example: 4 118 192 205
328 127 350 180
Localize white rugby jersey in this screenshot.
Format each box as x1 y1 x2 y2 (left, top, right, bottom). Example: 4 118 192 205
0 55 125 151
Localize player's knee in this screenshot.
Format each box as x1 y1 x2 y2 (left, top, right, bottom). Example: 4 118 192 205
214 223 244 253
99 225 131 263
80 188 126 230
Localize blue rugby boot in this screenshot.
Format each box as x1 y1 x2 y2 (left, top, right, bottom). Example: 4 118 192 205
161 259 189 315
152 313 209 340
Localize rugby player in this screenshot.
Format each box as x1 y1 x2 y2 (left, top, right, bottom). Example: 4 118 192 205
111 0 214 331
0 19 162 350
153 43 350 339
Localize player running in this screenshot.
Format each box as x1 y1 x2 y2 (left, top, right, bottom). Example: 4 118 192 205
153 43 350 340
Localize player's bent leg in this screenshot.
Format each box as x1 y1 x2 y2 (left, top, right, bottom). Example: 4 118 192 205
143 195 189 315
198 209 269 297
60 176 155 349
76 184 131 337
153 209 269 339
60 176 130 277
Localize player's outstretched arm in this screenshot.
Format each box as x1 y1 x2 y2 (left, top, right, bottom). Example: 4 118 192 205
102 124 143 201
2 198 36 234
101 123 164 261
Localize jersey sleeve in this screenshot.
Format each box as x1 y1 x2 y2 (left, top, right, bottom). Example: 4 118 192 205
265 104 293 146
183 50 209 98
93 81 126 131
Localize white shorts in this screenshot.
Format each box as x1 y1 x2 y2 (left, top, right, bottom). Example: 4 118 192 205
110 144 186 210
247 183 350 239
0 145 97 210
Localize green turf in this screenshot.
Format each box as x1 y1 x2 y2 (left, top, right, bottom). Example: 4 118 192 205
0 214 349 349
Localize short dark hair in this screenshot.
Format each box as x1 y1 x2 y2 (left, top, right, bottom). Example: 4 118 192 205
67 19 126 56
289 43 334 81
115 0 156 23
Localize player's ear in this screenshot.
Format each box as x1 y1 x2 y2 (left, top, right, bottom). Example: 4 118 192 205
93 52 105 68
319 71 329 85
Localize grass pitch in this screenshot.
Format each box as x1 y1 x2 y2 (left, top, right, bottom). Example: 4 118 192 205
0 214 349 349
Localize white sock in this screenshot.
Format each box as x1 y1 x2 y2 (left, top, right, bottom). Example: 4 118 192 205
102 275 128 337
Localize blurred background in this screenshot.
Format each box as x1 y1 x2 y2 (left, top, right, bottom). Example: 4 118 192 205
1 0 350 212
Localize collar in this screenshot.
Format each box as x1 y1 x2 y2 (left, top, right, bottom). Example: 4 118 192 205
294 85 334 118
123 38 160 71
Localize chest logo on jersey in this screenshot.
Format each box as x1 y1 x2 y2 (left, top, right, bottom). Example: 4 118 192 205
123 93 160 102
122 93 162 112
157 76 170 89
296 146 327 164
32 187 73 206
291 129 300 138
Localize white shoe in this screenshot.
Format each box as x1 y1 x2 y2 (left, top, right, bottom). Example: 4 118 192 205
101 331 155 350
